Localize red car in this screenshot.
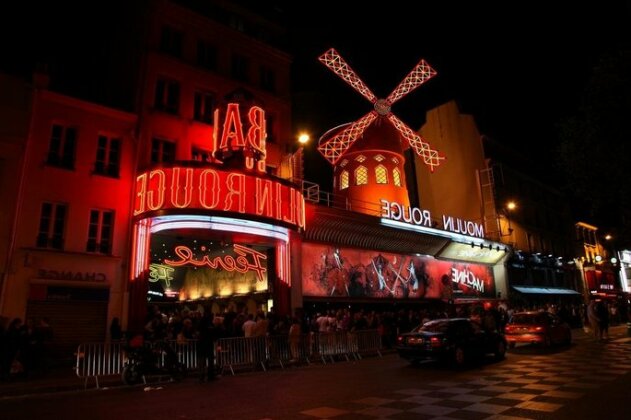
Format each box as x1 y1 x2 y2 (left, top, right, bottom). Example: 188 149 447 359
504 311 572 348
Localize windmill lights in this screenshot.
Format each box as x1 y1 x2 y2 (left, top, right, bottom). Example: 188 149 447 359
317 48 445 171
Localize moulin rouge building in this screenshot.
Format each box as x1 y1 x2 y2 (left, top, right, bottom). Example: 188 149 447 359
0 2 513 355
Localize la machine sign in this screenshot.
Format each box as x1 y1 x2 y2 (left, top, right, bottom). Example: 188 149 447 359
380 199 485 239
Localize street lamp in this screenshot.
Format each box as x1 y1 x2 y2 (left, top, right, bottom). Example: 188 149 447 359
292 132 310 184
499 200 517 238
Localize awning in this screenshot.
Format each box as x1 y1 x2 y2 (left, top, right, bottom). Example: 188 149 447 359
512 286 580 295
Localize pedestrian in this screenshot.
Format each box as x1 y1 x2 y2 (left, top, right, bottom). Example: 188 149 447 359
587 300 600 340
197 310 218 381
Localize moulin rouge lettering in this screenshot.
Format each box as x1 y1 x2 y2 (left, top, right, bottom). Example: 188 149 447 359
164 244 268 282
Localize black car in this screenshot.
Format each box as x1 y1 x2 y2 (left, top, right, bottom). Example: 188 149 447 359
396 318 507 367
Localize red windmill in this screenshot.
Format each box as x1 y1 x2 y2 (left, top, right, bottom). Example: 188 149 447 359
317 48 445 215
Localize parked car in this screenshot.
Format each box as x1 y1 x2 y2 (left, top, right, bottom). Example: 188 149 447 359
395 318 507 367
504 311 572 348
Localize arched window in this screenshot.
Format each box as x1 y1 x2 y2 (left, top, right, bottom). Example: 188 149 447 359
355 166 368 185
375 165 388 184
355 155 367 162
340 170 349 190
393 168 401 186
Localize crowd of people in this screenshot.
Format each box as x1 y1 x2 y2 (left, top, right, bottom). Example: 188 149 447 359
0 316 53 381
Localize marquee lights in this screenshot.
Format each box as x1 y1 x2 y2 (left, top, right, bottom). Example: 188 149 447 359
150 215 290 243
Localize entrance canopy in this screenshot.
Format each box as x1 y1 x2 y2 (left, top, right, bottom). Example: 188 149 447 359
513 286 580 295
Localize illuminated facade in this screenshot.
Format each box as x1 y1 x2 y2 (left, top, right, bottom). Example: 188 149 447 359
0 80 137 352
415 101 582 303
0 1 298 348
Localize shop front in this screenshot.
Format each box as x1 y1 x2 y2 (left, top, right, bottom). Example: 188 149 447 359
298 204 508 316
127 103 305 332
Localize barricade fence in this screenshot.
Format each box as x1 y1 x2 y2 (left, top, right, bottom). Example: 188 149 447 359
75 330 382 386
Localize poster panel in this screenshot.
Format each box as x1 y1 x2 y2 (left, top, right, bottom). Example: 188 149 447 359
302 243 496 299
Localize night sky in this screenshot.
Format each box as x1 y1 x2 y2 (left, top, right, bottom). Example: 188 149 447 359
285 1 631 187
1 1 629 189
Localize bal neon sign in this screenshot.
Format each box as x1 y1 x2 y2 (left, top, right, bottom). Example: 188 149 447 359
214 103 267 173
164 244 268 282
134 167 305 229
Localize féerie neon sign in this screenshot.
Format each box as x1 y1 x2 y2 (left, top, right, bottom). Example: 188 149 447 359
164 244 268 282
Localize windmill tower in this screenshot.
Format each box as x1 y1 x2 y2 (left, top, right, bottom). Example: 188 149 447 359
317 48 444 216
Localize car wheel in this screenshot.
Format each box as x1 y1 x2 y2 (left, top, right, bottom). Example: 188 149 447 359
453 347 466 367
495 341 506 360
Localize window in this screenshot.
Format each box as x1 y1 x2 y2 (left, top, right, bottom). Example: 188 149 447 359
355 155 366 162
374 154 385 162
160 26 182 58
47 124 76 169
36 202 67 250
339 159 348 168
86 209 113 254
340 170 349 190
154 78 180 114
231 54 250 81
392 168 402 186
265 114 275 143
151 138 176 164
192 147 212 163
196 40 217 70
259 67 276 92
194 91 215 124
355 166 368 185
375 165 388 184
94 135 121 177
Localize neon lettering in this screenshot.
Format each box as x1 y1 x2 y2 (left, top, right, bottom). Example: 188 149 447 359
164 244 268 282
224 173 245 212
170 167 193 208
219 103 245 150
199 169 220 209
147 170 165 210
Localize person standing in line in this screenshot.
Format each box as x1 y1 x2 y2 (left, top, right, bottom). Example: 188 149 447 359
197 310 217 381
587 300 601 340
596 301 610 341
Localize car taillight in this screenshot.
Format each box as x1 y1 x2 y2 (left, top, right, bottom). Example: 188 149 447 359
505 325 512 332
430 337 442 347
534 326 543 331
397 336 404 344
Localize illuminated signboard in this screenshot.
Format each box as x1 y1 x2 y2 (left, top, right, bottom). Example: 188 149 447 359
148 243 269 301
380 199 485 239
134 167 304 229
437 242 506 265
301 243 496 299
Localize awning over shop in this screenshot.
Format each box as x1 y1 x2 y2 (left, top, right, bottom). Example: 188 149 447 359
512 286 580 295
304 204 449 256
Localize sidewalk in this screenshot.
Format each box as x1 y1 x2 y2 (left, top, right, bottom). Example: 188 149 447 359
0 364 121 399
1 324 628 399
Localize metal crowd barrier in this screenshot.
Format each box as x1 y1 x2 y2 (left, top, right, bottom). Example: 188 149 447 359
75 339 199 389
216 330 382 375
75 330 383 385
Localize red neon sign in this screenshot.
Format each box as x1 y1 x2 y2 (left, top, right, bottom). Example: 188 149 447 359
134 167 305 229
164 244 267 282
215 104 267 173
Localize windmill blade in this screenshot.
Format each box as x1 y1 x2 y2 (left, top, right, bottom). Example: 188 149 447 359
387 113 445 172
319 48 377 104
318 111 377 164
386 59 436 105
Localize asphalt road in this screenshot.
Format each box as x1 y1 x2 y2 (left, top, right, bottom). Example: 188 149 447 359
1 327 630 420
